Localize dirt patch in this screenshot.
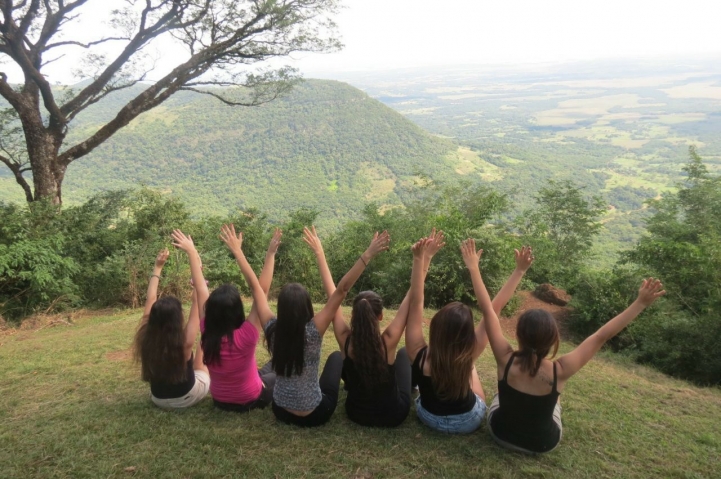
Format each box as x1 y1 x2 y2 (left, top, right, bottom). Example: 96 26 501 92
106 349 132 362
0 309 117 334
502 291 572 340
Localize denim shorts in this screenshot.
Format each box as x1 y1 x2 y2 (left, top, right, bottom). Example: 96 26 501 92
415 394 486 434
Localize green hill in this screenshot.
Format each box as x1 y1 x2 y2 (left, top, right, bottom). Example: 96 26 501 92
52 80 460 225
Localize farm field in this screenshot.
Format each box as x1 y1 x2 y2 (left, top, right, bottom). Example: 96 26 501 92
332 57 721 260
2 298 720 478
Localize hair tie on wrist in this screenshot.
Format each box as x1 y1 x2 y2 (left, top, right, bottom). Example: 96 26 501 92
150 274 161 280
359 255 367 267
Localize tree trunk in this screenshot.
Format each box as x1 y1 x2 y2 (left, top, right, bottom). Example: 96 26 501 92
31 155 66 205
23 117 65 205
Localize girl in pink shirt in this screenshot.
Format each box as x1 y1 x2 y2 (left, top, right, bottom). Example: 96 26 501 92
203 229 282 412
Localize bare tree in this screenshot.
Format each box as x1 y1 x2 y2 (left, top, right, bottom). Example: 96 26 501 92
0 0 341 204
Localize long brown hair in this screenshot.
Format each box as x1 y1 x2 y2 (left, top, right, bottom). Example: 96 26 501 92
349 291 388 389
133 296 187 384
515 309 560 377
428 302 476 401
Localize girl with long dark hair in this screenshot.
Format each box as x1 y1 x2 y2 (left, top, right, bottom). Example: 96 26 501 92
134 245 210 409
405 241 535 433
304 227 445 428
464 239 665 453
261 228 390 428
207 227 282 412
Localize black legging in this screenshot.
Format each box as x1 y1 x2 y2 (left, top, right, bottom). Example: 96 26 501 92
272 351 343 427
213 361 277 412
345 347 412 427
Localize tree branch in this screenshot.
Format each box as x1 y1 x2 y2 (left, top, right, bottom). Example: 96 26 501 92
0 153 33 202
59 1 209 119
0 72 25 112
45 36 128 50
179 86 275 106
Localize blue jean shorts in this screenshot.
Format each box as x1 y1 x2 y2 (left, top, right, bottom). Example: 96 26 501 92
415 394 486 434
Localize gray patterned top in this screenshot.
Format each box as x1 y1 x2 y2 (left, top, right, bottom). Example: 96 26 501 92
265 318 323 411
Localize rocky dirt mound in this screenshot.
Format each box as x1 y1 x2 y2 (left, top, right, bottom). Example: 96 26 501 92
501 290 572 340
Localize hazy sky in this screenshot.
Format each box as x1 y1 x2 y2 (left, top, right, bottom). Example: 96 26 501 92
3 0 721 83
302 0 721 73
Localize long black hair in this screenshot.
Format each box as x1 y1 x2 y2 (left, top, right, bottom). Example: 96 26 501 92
201 284 245 366
349 291 389 389
265 283 314 377
134 296 187 383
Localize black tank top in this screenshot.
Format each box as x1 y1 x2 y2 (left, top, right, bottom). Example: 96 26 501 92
490 353 561 453
411 346 476 416
150 356 195 399
342 338 399 419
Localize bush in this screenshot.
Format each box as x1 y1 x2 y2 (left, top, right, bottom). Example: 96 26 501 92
631 304 721 385
0 202 79 320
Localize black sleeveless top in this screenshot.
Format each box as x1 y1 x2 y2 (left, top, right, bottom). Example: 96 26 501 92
342 338 399 419
490 353 561 453
411 346 476 416
150 356 195 399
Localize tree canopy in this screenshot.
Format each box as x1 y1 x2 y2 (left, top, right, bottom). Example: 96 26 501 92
0 0 340 203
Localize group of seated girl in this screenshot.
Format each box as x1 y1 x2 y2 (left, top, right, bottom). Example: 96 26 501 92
134 225 665 454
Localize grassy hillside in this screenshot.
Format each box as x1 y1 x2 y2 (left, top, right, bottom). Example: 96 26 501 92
1 303 719 478
46 80 458 225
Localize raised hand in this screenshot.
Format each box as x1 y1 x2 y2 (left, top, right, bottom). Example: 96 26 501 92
302 226 324 256
220 224 243 254
514 245 534 272
637 278 666 307
171 229 196 254
460 238 483 270
364 230 390 259
267 228 282 256
412 237 430 258
426 228 446 259
154 248 170 269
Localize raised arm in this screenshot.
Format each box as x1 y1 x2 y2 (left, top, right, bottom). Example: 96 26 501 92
220 224 275 329
171 230 209 313
557 278 665 380
492 246 534 315
469 246 535 359
139 248 169 328
303 226 349 349
312 231 390 337
462 239 514 364
404 238 433 361
184 285 201 358
246 229 283 328
259 228 282 296
385 230 445 354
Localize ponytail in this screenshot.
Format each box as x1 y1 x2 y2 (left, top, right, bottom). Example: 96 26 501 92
515 309 560 377
516 348 545 377
349 292 388 389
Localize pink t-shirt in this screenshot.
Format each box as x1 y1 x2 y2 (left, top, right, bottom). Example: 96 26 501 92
200 319 263 404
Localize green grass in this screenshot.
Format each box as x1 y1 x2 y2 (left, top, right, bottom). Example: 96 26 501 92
1 305 720 478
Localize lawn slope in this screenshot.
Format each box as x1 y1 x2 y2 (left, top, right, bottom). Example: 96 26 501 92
1 304 719 479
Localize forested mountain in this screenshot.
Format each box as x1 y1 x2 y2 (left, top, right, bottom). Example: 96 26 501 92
44 80 460 225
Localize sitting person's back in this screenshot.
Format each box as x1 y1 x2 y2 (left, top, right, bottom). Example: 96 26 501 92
202 315 262 404
134 244 210 410
342 337 410 427
488 349 561 453
267 317 323 411
201 283 276 412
